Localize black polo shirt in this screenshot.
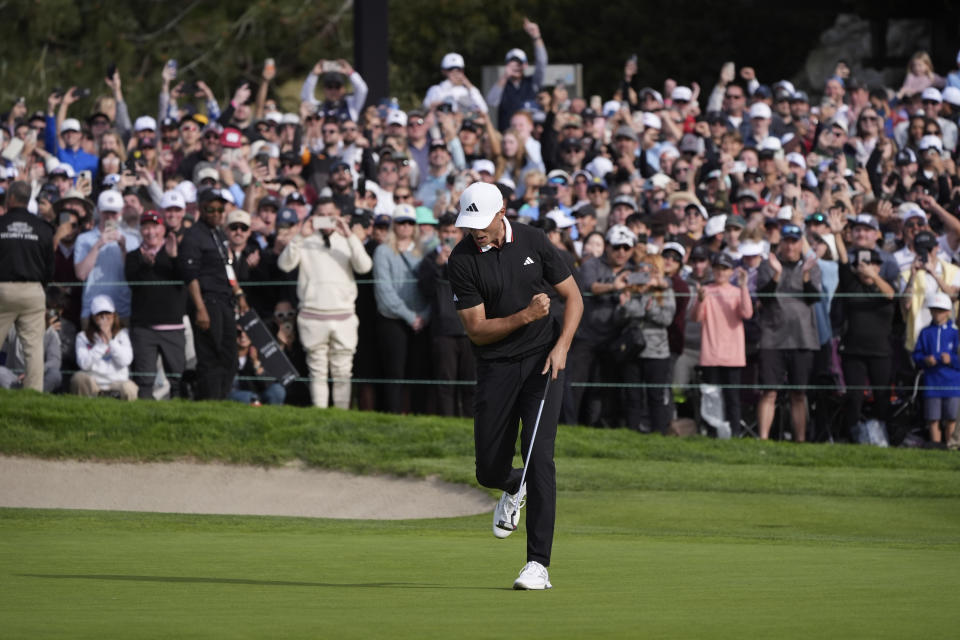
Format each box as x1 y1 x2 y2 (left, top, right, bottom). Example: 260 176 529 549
448 220 570 361
0 207 54 285
179 221 233 298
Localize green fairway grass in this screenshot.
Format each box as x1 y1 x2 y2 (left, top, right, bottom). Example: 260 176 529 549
2 389 960 638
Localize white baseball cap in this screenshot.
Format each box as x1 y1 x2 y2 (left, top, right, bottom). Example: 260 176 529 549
546 208 575 229
386 110 408 127
176 180 198 204
90 294 116 316
642 112 662 130
60 118 81 133
704 214 727 237
472 159 496 175
786 152 807 167
605 224 636 247
749 102 772 120
441 52 465 70
505 48 527 64
777 205 795 221
921 87 942 103
740 240 764 257
585 156 614 179
393 203 417 223
97 189 123 213
662 241 686 258
943 86 960 107
919 135 944 152
926 291 953 310
281 113 300 125
160 189 186 210
134 115 157 132
671 86 693 102
456 182 504 229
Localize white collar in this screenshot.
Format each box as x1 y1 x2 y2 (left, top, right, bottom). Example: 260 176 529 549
478 218 513 253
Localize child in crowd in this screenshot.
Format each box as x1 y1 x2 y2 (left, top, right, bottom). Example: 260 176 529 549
912 292 960 445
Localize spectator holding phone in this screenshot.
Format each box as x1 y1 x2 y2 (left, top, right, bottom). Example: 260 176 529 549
74 189 140 323
278 197 372 408
45 88 99 179
692 255 753 437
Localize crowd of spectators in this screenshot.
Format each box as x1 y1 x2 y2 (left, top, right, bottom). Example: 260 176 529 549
4 20 960 448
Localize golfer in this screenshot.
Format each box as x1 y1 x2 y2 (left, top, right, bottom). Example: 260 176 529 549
447 182 583 590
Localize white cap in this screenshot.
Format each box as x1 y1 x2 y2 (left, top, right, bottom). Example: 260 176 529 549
90 294 116 316
196 166 220 183
921 87 942 103
926 291 953 310
919 135 944 152
943 86 960 107
441 52 465 70
497 176 516 191
546 208 575 229
97 189 123 213
265 111 283 124
662 241 686 258
160 190 186 210
60 118 81 133
749 102 772 119
642 112 662 130
740 240 764 257
671 86 693 102
605 224 636 247
650 173 672 190
585 157 614 180
221 189 235 204
176 180 198 204
472 159 496 175
134 115 157 132
250 140 280 159
49 161 75 178
602 100 621 118
505 48 527 64
899 205 927 222
386 110 408 127
759 136 782 151
777 205 795 221
393 203 417 222
456 182 504 229
281 113 300 125
660 144 680 160
786 152 807 167
704 214 727 237
830 116 849 134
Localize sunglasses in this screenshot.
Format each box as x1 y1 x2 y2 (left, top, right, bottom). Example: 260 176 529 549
228 223 249 231
588 187 606 194
395 220 415 226
274 310 297 320
395 193 413 200
203 133 219 140
341 126 357 133
612 244 633 252
324 83 343 90
323 128 339 135
204 206 225 214
408 118 425 127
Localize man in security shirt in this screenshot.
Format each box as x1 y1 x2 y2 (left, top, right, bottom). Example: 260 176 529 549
0 181 54 392
447 182 582 590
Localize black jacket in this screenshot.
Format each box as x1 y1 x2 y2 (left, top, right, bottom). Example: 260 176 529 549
0 207 54 285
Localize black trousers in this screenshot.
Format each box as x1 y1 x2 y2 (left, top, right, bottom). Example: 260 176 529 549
703 366 743 436
561 338 597 425
192 295 236 400
376 316 430 413
842 353 892 432
624 357 673 434
432 334 476 417
130 327 186 399
474 350 562 567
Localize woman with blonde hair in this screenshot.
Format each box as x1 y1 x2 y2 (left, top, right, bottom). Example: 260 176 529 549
495 128 544 198
898 51 945 98
372 206 431 413
616 253 677 433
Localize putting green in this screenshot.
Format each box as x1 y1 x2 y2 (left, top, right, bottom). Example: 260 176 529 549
3 490 958 639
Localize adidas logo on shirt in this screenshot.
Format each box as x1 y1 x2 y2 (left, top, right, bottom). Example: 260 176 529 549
465 202 480 213
523 256 535 266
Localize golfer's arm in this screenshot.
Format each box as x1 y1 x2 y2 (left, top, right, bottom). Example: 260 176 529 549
552 275 583 351
458 304 533 346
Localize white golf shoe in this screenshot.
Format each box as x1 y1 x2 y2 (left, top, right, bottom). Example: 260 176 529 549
492 483 526 538
513 561 552 590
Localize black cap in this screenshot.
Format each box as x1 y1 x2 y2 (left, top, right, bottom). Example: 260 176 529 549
712 253 737 268
197 187 227 206
257 194 280 210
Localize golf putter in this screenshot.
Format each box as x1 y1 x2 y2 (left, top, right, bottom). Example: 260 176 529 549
507 375 552 528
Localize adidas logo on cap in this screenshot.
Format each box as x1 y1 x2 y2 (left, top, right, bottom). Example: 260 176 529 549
465 202 480 213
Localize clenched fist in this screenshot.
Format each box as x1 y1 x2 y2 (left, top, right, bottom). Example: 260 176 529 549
524 293 550 323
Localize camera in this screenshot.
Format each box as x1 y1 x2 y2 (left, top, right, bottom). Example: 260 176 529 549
125 150 146 172
73 87 91 99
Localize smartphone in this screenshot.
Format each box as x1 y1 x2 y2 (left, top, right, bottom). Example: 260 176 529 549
731 161 747 174
104 219 118 233
312 216 334 231
2 137 23 161
264 58 275 74
106 63 117 79
322 60 340 73
78 169 92 184
59 212 74 225
627 270 651 286
857 250 872 264
885 173 899 188
166 59 178 78
443 236 457 248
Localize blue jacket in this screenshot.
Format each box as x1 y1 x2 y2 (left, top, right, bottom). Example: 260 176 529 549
45 115 99 180
912 319 960 398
